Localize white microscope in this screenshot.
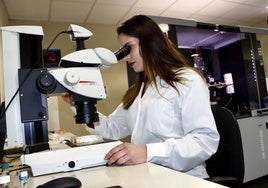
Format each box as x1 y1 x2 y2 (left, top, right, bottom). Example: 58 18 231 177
0 24 130 176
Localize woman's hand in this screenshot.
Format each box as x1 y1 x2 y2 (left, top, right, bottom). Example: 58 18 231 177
62 93 73 105
105 142 147 166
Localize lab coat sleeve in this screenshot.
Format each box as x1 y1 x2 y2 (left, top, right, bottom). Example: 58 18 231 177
146 74 219 172
83 103 130 140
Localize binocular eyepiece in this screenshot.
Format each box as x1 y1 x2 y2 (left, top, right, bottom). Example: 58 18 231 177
114 45 131 60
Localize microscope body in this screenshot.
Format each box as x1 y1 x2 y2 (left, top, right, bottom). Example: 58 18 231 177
1 25 121 154
27 48 117 125
1 24 129 153
18 48 118 154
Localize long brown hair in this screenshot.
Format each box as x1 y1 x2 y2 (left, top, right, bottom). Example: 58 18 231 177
117 15 200 109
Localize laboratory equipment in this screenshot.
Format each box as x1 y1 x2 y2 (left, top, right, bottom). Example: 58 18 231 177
0 24 130 175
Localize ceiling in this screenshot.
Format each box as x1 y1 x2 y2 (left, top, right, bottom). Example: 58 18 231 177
2 0 268 27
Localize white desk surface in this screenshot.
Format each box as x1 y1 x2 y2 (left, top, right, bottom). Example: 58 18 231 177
9 163 226 188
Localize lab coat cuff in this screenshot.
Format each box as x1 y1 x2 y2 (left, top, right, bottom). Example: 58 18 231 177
83 124 96 134
146 142 166 162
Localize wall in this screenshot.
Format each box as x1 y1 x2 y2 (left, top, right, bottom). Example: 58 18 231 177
1 18 129 136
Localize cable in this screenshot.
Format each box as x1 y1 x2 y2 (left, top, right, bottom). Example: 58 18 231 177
225 94 233 107
46 30 73 50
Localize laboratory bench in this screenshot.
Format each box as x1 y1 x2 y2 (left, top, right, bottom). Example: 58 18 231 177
8 162 227 188
1 133 227 187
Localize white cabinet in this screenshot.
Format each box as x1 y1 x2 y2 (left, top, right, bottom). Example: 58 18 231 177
237 115 268 183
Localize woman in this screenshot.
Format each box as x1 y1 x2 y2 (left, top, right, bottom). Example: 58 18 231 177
68 15 219 178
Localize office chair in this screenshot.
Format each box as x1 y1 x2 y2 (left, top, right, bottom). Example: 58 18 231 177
205 106 244 188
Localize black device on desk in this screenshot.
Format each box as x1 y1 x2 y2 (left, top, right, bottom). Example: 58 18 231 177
37 177 82 188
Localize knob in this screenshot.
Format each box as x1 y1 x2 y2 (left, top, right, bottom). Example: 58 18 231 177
65 70 80 86
36 73 57 94
68 161 75 168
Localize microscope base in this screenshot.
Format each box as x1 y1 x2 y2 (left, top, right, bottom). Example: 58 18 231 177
20 140 122 176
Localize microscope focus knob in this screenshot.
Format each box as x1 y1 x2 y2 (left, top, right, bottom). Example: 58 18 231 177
65 70 80 86
68 161 76 168
36 73 57 94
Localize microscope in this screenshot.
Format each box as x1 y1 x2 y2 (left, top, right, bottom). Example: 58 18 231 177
1 24 130 175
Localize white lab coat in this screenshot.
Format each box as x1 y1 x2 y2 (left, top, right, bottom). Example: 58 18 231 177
85 68 219 178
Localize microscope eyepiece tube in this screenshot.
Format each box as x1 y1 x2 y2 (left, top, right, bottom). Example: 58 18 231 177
114 45 130 60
